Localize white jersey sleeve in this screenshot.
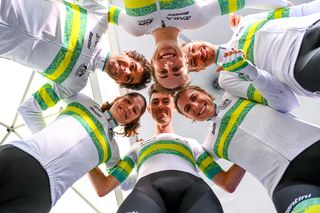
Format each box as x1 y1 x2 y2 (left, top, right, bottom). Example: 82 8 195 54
218 70 299 113
18 82 78 133
199 0 289 17
241 0 320 23
73 0 109 14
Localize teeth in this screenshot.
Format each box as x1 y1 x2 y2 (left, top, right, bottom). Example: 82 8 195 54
199 105 205 115
160 53 175 59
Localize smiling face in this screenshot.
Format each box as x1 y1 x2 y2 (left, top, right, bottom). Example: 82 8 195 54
151 41 189 90
176 88 215 121
182 41 215 72
110 95 146 125
148 92 175 126
106 53 144 85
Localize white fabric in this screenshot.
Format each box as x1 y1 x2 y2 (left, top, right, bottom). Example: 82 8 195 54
10 93 120 206
225 0 320 97
115 0 289 36
203 92 320 196
124 133 217 180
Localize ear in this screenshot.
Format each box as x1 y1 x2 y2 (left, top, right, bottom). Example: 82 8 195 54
147 105 151 113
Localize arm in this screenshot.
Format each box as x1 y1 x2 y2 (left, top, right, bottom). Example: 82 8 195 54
88 167 120 197
18 83 61 133
218 50 299 112
73 0 109 14
200 0 290 17
194 142 245 193
241 0 320 22
213 164 246 193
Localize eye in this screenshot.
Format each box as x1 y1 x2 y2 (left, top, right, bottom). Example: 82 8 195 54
184 104 191 113
130 62 137 72
190 94 197 102
152 100 159 105
133 106 138 114
163 99 170 105
126 98 132 104
159 69 167 74
173 66 180 73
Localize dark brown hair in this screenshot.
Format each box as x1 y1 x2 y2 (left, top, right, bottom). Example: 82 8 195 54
101 92 146 137
120 51 153 90
148 83 175 101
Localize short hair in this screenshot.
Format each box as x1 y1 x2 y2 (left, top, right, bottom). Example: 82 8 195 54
120 50 152 90
148 83 175 101
101 92 147 137
174 85 214 115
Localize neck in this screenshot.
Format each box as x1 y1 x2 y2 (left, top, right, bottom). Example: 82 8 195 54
151 27 180 44
154 122 175 135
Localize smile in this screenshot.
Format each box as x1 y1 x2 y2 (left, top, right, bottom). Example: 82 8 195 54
200 46 208 62
160 53 176 59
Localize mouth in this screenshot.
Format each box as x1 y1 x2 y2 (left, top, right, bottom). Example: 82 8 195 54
200 46 208 63
160 52 176 60
198 103 206 116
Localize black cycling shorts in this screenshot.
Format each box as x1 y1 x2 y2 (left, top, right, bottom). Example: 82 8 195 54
117 170 223 213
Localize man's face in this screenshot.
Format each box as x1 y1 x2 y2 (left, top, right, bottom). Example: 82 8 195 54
152 41 189 90
176 89 215 121
148 92 175 125
182 41 215 72
106 53 144 85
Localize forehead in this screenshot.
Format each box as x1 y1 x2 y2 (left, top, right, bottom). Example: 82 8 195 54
150 92 173 101
125 95 145 105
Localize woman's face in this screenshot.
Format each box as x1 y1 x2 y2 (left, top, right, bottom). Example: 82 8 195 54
176 89 215 121
110 95 145 125
151 40 189 90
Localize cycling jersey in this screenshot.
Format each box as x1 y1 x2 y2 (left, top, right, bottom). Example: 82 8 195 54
109 133 222 184
108 0 289 36
218 57 299 113
1 0 111 127
203 92 320 196
224 1 320 97
11 93 120 206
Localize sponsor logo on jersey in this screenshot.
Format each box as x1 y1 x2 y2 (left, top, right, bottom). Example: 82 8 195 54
75 64 88 77
220 99 232 110
166 11 191 21
87 32 94 49
138 18 154 26
211 122 216 135
285 194 312 213
88 32 101 49
90 105 103 118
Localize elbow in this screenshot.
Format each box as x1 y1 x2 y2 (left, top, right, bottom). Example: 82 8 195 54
223 184 237 193
97 189 107 197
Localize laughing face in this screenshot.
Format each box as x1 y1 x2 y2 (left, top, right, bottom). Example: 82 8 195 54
110 95 146 125
151 41 189 90
105 53 144 85
176 88 215 121
182 41 215 72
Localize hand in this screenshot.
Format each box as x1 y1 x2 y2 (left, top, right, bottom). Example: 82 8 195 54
218 49 248 73
229 13 242 28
